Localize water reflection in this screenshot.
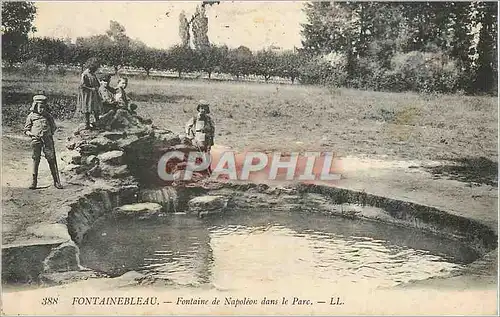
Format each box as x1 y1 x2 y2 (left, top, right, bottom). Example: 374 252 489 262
81 215 213 286
80 210 479 290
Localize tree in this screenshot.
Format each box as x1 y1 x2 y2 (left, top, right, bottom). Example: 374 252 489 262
447 2 475 91
26 37 67 72
254 49 279 82
192 5 210 50
179 11 190 47
168 45 196 78
198 44 227 79
106 20 130 44
1 1 37 67
66 41 91 70
277 50 303 84
301 2 359 78
225 46 254 80
105 20 131 73
178 1 220 48
155 49 171 72
474 1 497 93
75 34 113 69
129 41 159 76
299 2 482 91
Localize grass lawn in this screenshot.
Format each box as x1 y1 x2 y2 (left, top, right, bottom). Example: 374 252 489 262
2 71 497 163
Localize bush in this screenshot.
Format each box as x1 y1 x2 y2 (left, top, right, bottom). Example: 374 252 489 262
388 51 461 93
2 90 77 127
299 55 347 86
18 59 41 77
55 65 67 76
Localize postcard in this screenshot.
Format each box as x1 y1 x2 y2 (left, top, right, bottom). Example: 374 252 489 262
1 1 498 315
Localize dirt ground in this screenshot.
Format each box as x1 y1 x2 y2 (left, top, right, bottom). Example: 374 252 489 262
2 74 497 242
2 75 498 315
2 118 497 245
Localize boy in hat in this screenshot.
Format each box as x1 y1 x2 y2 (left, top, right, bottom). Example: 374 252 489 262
185 100 215 153
23 95 63 189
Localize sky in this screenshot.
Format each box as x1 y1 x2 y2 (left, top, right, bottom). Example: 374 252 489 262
32 1 308 51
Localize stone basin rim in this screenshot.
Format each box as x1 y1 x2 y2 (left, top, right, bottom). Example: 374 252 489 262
2 181 497 286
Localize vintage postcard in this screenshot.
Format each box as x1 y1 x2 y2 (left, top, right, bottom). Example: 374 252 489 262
1 1 498 315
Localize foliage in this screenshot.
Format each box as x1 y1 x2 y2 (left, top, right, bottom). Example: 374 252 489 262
387 51 461 93
18 58 41 77
298 57 333 85
197 44 227 78
104 21 131 74
3 1 496 95
26 37 67 71
168 45 197 77
1 1 37 67
254 49 279 82
300 1 498 95
192 5 210 50
179 11 190 47
225 46 254 79
276 50 303 83
130 42 160 76
473 2 498 94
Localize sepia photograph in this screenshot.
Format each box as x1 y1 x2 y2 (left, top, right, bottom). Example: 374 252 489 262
1 1 498 315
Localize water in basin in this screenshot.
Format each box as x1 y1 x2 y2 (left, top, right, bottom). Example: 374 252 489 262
79 210 479 291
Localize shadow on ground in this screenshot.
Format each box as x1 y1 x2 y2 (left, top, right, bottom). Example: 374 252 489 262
425 157 498 187
127 93 193 103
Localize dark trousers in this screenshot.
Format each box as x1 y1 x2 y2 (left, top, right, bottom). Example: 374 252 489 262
31 136 56 161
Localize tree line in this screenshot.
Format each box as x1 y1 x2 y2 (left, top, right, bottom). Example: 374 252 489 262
2 1 498 95
301 1 498 94
6 30 304 84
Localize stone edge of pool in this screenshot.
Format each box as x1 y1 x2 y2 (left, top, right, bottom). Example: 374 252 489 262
1 181 498 286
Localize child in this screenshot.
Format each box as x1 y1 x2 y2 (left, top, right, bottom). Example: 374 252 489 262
114 77 130 110
23 95 63 189
78 58 102 129
114 77 142 117
185 100 215 153
98 73 117 113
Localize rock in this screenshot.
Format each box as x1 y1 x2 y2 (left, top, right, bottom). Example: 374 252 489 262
40 270 104 286
73 123 90 135
77 143 99 155
60 150 82 165
43 241 80 273
26 223 71 242
98 150 124 165
89 136 119 151
86 155 99 166
114 202 163 219
2 243 59 283
88 165 101 177
64 108 186 186
101 131 126 140
187 195 228 217
100 164 129 178
139 187 179 212
153 132 181 148
117 134 140 149
61 163 87 175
